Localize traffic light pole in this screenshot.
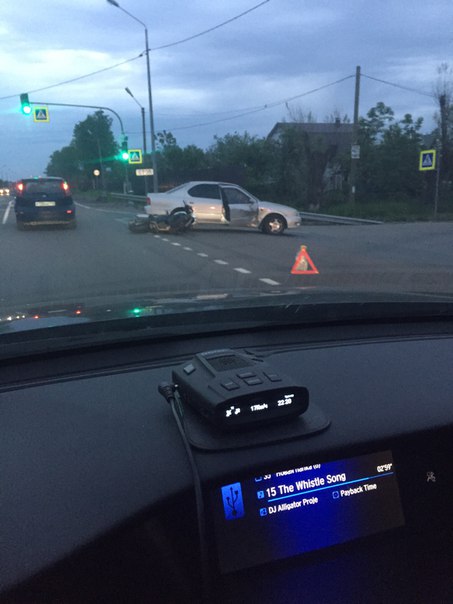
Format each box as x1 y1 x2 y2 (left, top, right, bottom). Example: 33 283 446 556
32 100 125 135
31 99 129 193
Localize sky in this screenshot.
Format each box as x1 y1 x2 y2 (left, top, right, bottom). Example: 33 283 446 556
0 0 452 181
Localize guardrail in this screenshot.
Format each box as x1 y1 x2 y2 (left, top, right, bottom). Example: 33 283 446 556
110 194 382 224
300 211 382 225
110 193 147 203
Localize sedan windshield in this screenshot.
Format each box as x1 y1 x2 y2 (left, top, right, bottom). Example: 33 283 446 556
1 2 453 342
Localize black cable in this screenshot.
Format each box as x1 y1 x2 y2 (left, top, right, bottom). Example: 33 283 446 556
150 0 271 51
0 54 145 101
0 2 270 102
158 382 211 604
169 74 355 131
362 73 434 98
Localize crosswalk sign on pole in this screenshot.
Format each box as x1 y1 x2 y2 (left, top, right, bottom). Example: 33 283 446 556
33 107 50 123
128 149 142 164
419 149 436 171
291 245 319 275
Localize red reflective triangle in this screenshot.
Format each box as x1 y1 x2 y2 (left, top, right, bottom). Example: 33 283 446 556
291 245 319 275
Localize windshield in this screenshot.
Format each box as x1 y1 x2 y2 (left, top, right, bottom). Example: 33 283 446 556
1 2 453 344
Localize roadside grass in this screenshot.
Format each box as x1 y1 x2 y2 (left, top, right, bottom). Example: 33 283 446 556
75 189 114 202
322 199 453 222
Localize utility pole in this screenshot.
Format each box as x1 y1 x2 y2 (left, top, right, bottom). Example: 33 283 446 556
349 65 361 204
140 106 149 195
434 93 447 219
125 87 149 194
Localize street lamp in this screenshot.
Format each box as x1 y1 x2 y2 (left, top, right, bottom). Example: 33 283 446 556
125 87 149 194
107 0 158 192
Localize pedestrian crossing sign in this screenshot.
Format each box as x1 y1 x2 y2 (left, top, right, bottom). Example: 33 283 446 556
33 107 49 123
419 149 436 171
128 149 142 164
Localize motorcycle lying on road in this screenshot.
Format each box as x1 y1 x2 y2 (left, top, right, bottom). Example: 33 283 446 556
128 206 194 234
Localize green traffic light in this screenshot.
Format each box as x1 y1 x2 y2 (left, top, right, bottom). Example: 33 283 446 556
20 93 31 115
121 151 130 161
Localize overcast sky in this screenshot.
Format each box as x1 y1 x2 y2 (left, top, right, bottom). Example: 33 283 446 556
0 0 452 180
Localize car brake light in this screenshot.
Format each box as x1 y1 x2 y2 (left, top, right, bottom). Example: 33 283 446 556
62 182 70 192
66 209 73 214
146 197 151 205
17 183 24 192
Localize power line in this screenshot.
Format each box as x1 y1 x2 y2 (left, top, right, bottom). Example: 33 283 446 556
0 54 144 101
168 75 354 130
362 74 434 99
150 0 271 51
0 1 271 102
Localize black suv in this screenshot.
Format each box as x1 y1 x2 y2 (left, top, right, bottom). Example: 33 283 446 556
14 177 76 229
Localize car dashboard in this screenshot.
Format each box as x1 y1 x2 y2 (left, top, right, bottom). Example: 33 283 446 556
1 317 453 603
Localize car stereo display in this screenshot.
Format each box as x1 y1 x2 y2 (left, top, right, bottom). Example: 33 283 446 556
211 450 405 573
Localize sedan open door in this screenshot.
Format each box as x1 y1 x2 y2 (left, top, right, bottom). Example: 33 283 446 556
220 186 259 227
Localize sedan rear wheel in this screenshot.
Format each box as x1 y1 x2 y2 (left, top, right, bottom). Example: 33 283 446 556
261 214 286 235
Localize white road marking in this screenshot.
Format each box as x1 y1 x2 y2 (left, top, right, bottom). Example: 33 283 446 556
2 201 13 225
146 234 278 286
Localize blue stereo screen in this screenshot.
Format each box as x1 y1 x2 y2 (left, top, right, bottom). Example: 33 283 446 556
212 450 405 573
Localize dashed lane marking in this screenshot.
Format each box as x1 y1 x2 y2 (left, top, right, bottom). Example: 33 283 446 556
117 228 281 288
2 201 13 224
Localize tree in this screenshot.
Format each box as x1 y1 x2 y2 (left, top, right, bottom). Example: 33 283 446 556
149 131 207 187
358 103 424 201
46 111 122 191
206 132 276 196
273 108 348 209
46 145 81 185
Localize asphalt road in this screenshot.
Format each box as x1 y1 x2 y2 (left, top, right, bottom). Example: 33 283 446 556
2 196 453 311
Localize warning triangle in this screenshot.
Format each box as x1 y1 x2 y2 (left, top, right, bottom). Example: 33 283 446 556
291 245 319 275
131 153 139 161
37 110 46 119
422 154 432 167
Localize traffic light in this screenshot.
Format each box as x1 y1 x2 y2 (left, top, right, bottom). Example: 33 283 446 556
121 138 129 161
20 93 32 115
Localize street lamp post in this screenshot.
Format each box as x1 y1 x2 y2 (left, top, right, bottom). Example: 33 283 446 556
125 87 149 194
107 0 158 192
87 128 107 194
